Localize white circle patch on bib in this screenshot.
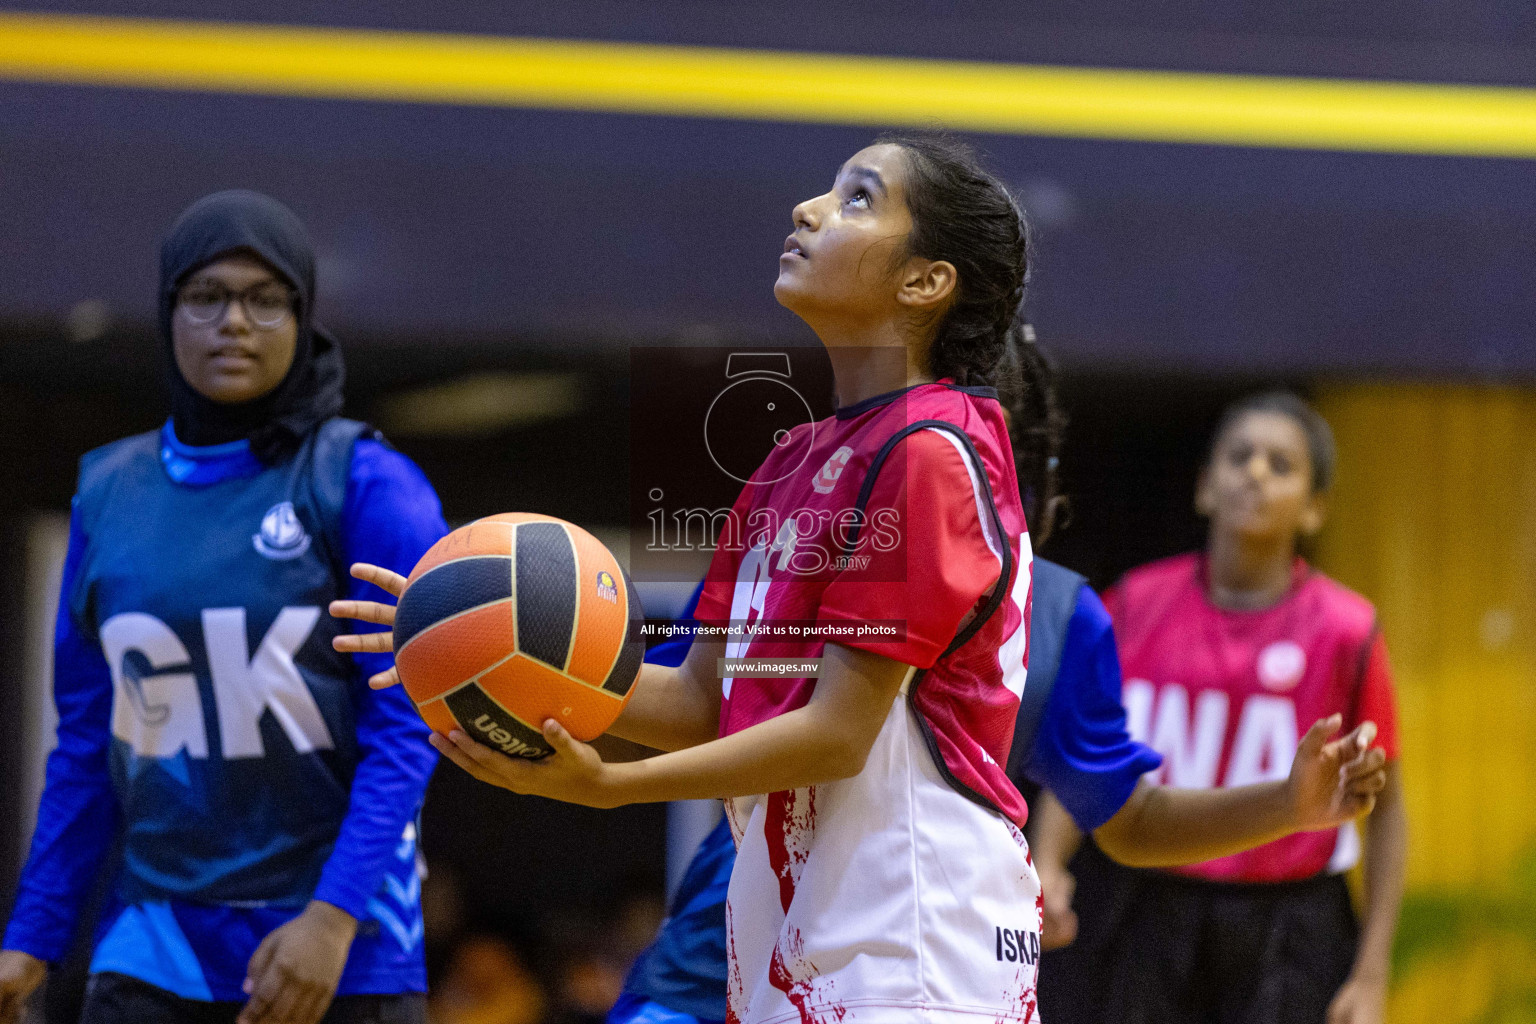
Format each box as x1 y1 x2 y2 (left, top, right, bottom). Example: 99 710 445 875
1257 640 1307 692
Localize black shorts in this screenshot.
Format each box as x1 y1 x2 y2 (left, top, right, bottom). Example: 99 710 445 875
78 972 426 1024
1038 843 1359 1024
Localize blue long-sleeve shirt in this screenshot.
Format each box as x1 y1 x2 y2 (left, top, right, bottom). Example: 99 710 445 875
4 515 118 964
1021 583 1163 832
4 423 445 998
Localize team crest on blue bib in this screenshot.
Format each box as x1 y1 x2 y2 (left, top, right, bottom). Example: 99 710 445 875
254 501 312 560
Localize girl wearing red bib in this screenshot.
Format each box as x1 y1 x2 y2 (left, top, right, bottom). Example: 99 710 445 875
334 145 1391 1024
1034 393 1407 1024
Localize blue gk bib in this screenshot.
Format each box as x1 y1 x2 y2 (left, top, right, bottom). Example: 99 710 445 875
70 419 369 906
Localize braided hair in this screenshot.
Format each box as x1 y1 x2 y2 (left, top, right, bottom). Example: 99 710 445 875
883 133 1030 388
995 324 1069 546
884 133 1065 542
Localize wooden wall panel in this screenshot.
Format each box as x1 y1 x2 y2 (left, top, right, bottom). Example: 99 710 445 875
1312 384 1536 1023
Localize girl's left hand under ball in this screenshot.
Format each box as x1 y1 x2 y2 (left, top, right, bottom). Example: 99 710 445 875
432 719 624 809
329 563 408 689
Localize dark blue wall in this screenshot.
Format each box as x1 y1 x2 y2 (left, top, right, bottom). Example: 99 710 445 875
2 3 1533 376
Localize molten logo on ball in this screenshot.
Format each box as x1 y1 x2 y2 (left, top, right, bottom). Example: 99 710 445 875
471 714 546 759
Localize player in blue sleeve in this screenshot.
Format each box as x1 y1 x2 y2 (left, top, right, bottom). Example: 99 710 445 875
603 330 1386 1024
608 584 731 1024
0 191 447 1024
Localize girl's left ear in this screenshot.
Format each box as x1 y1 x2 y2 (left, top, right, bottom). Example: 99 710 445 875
1298 492 1329 537
895 258 957 311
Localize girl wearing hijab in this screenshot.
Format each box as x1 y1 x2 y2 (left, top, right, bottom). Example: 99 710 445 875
0 191 446 1024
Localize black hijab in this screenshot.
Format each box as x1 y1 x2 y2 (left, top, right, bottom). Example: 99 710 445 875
160 190 345 464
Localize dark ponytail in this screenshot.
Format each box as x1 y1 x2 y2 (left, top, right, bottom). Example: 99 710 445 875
881 132 1031 388
996 323 1068 546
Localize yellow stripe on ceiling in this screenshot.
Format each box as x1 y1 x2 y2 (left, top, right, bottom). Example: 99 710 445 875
1 12 1533 158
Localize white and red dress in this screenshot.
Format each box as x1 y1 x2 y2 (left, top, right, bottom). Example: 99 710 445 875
696 381 1041 1024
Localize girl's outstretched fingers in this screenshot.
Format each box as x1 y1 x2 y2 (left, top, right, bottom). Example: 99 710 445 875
350 563 407 598
331 630 394 654
328 598 397 628
368 666 401 690
330 563 406 659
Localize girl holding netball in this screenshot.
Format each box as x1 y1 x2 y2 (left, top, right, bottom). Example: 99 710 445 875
596 333 1392 1024
0 192 445 1024
1033 392 1407 1024
336 138 1387 1024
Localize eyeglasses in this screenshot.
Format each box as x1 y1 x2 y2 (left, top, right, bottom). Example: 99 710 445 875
177 281 295 329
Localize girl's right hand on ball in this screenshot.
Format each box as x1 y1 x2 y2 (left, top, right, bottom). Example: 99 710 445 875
328 563 408 689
